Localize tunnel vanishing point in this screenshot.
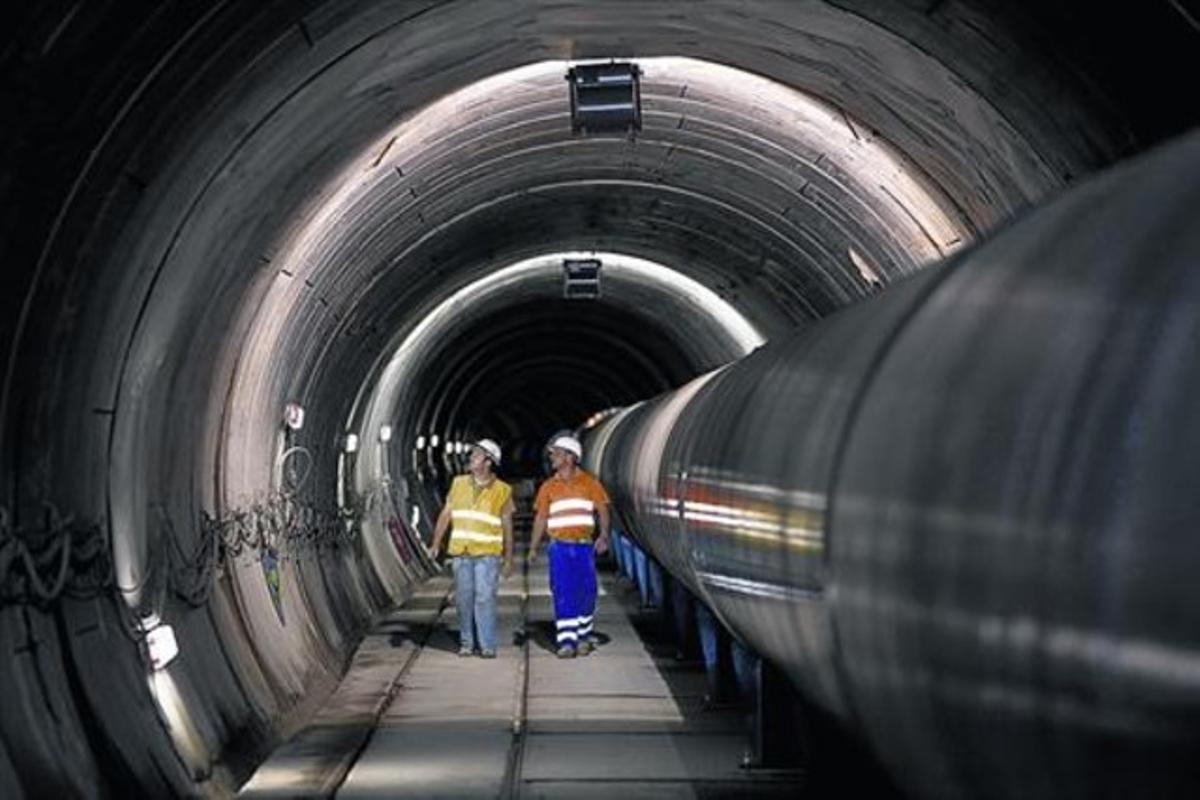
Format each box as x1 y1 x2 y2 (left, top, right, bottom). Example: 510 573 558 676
2 2 1199 798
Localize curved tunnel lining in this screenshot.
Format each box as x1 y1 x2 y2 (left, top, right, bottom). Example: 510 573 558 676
7 6 1142 791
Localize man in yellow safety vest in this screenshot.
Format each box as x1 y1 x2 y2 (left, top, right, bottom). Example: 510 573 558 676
429 438 514 657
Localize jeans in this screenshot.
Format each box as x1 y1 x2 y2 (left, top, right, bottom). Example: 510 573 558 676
453 555 500 651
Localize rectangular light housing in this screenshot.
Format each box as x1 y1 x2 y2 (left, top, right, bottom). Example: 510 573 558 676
563 258 602 299
567 62 642 135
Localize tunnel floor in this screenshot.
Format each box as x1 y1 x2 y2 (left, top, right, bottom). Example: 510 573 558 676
239 551 804 798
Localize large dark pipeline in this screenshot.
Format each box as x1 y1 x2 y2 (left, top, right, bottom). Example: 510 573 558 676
589 130 1200 799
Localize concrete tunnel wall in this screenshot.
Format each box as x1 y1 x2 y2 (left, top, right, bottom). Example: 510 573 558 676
1 1 1195 795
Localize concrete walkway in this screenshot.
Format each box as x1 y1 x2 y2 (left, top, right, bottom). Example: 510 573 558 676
240 556 804 798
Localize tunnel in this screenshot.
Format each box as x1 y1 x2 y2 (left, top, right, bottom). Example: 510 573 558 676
2 2 1198 797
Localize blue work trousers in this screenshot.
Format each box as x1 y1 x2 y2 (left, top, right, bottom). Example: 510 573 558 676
548 540 597 649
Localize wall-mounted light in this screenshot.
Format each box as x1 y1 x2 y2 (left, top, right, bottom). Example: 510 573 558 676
379 425 393 443
430 434 440 448
141 615 180 671
284 402 305 431
339 434 357 510
415 435 426 450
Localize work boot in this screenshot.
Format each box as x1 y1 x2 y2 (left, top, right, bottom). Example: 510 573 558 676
577 638 595 656
556 645 576 658
479 649 496 659
458 645 474 657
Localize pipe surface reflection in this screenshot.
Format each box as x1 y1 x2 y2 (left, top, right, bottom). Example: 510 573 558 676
590 131 1200 799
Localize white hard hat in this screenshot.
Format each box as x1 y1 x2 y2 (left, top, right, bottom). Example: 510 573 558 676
471 438 502 465
549 435 583 459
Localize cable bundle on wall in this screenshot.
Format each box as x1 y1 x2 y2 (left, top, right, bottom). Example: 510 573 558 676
0 504 112 605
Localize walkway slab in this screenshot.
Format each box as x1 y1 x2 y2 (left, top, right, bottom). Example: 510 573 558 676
237 580 450 798
240 554 804 798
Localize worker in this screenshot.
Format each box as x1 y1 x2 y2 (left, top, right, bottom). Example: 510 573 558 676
428 438 514 657
528 434 610 657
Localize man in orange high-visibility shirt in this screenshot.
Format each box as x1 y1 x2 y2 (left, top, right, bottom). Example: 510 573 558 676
529 435 610 658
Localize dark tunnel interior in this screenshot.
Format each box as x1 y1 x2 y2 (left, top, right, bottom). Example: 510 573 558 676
2 1 1197 796
413 298 700 473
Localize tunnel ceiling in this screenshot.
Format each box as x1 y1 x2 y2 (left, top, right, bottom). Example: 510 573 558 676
7 1 1187 516
2 1 1197 795
219 52 977 511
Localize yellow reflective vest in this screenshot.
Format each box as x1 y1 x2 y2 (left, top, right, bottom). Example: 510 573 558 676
446 475 512 557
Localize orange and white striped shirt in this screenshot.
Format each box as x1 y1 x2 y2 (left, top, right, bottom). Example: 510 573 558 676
534 470 610 542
